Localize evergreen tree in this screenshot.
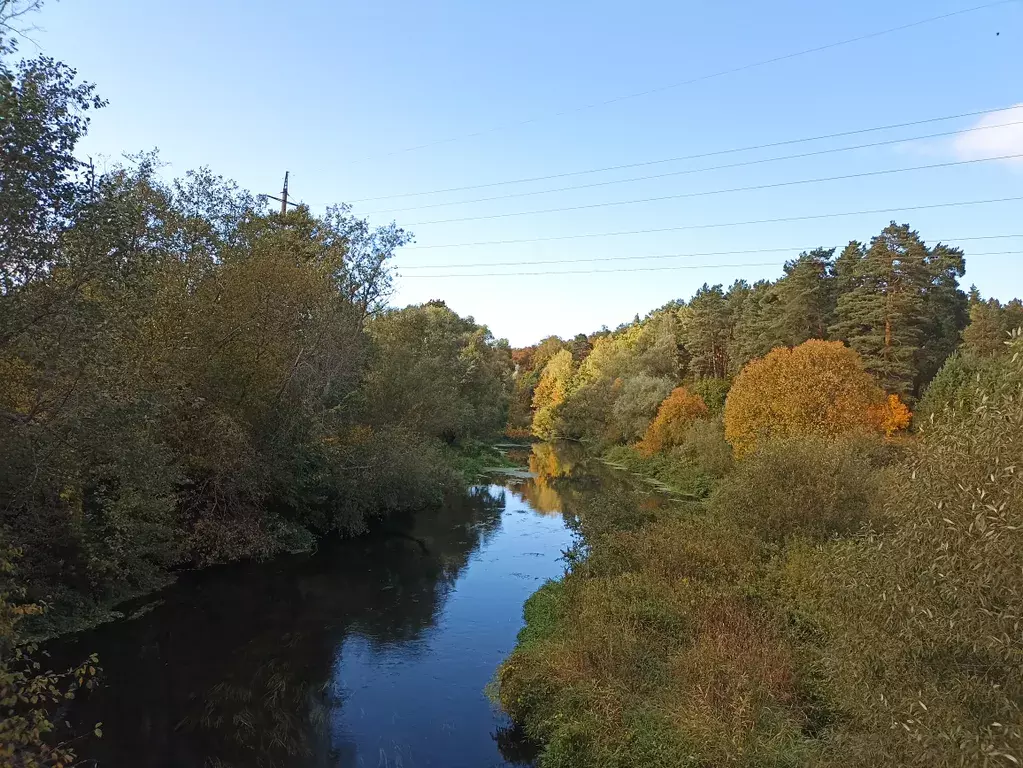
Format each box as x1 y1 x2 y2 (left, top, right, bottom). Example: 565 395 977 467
963 291 1016 359
832 240 865 297
681 284 731 378
915 242 967 387
727 280 778 374
770 247 837 346
830 223 962 399
1006 299 1023 334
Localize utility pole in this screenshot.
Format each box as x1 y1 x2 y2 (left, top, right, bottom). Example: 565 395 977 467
265 171 299 214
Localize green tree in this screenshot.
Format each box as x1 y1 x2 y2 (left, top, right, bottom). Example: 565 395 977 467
365 301 512 442
0 28 104 298
962 288 1018 359
681 284 731 378
830 223 965 399
727 279 777 374
770 247 836 346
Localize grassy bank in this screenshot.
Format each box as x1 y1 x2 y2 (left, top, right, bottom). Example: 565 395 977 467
497 347 1023 766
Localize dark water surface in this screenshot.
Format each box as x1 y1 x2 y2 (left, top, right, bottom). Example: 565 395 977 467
51 472 579 768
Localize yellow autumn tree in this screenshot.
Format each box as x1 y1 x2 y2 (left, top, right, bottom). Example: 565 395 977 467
870 393 912 436
531 349 575 440
724 340 893 457
637 387 709 456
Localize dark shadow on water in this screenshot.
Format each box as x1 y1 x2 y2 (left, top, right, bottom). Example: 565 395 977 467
48 484 557 768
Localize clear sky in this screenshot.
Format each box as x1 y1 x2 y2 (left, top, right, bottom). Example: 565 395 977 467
23 0 1023 346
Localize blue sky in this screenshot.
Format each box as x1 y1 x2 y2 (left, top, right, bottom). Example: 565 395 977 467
24 0 1023 345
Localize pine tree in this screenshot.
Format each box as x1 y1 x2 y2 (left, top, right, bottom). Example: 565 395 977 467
830 224 933 398
1006 299 1023 334
915 242 967 387
770 247 837 346
832 240 865 297
962 296 1007 358
681 284 732 378
727 280 778 373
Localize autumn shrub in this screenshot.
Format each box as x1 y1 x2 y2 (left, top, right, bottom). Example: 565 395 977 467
637 386 709 456
723 340 893 457
712 437 883 543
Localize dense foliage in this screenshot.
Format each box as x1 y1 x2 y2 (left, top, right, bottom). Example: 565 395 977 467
499 209 1021 765
723 340 895 457
636 386 708 456
499 333 1023 766
0 29 511 635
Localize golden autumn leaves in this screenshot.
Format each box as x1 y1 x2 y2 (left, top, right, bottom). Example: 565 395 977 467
724 340 911 457
631 340 912 460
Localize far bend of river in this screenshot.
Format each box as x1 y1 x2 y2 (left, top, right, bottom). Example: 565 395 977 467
49 443 658 768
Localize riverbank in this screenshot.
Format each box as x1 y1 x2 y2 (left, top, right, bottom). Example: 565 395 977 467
496 401 1023 767
24 441 516 642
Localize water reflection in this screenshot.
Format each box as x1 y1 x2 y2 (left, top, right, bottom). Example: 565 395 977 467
51 484 573 767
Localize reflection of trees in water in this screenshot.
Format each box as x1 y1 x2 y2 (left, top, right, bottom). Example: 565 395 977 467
504 442 575 515
50 486 507 767
505 442 672 538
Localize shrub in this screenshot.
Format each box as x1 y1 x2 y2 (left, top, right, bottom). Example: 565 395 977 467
914 351 1001 425
498 511 812 768
711 437 882 543
870 393 912 436
637 387 709 456
724 340 892 457
686 377 730 416
780 335 1023 765
679 417 734 478
607 374 675 444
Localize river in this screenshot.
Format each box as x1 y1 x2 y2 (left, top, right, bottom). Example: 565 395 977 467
49 444 612 768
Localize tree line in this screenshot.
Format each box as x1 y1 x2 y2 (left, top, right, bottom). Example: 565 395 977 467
509 222 1021 445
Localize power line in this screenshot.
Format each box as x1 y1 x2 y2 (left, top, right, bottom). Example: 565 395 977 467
345 0 1018 165
408 154 1023 226
402 196 1023 249
366 119 1023 215
354 105 1023 206
397 234 1023 270
399 250 1023 279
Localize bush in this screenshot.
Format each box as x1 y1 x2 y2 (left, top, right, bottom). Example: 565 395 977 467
724 340 895 457
686 377 730 416
636 387 708 456
679 417 734 478
779 335 1023 765
712 437 882 543
498 501 815 768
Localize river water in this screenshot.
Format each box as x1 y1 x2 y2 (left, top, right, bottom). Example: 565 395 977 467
51 446 597 768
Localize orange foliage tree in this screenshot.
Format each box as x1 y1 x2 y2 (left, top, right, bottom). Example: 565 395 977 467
724 340 907 457
637 387 709 456
870 393 912 436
